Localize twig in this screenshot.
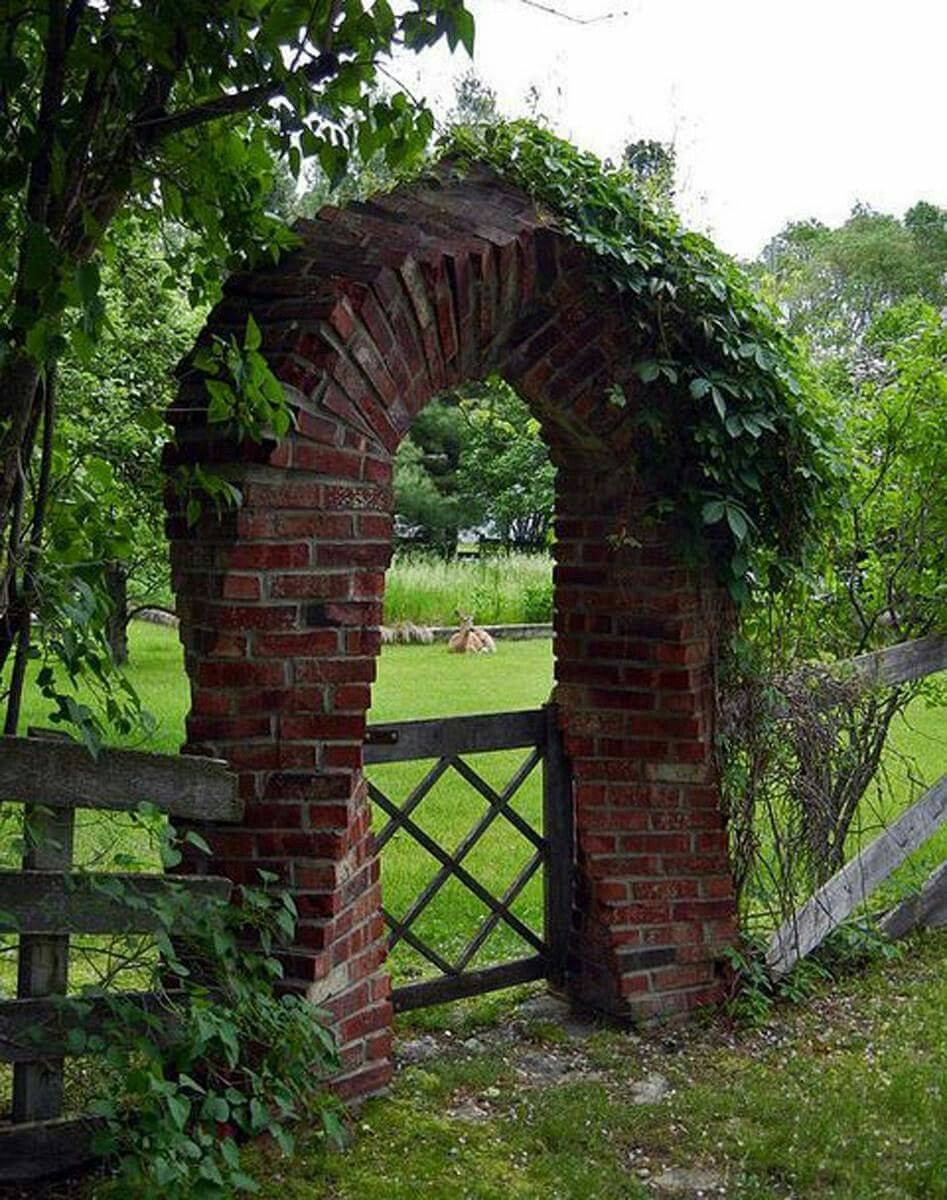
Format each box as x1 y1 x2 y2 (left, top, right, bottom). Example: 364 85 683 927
515 0 629 23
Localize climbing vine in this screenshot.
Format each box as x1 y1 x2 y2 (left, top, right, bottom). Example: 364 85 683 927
444 122 839 599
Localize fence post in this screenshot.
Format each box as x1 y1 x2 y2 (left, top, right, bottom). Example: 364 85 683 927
543 702 574 989
12 800 74 1122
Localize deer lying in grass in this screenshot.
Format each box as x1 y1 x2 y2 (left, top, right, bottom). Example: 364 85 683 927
448 612 496 654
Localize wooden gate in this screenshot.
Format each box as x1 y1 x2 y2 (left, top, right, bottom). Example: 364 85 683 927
364 702 573 1012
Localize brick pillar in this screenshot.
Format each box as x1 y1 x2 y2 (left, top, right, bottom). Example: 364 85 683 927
166 429 395 1101
552 464 738 1022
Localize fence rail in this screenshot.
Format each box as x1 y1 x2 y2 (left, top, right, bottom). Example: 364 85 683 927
0 733 240 1184
765 632 947 975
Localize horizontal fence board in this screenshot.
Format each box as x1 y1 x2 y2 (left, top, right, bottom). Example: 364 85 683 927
846 633 947 689
767 773 947 975
721 632 947 733
392 954 546 1012
364 708 544 764
0 736 241 821
0 990 170 1063
880 861 947 940
0 871 231 934
0 1114 104 1183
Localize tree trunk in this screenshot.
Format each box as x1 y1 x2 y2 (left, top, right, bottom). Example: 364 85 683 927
0 354 42 553
105 562 129 665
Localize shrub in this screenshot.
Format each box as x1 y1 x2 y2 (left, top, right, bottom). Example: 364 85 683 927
60 829 342 1199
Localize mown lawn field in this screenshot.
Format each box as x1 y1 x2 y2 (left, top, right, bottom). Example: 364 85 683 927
5 621 946 979
5 624 947 1200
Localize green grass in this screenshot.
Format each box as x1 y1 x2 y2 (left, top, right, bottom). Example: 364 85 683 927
4 624 556 985
238 931 947 1200
382 552 553 626
8 625 947 1198
6 622 947 979
366 638 554 979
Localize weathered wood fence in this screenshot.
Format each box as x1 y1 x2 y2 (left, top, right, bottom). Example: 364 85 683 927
765 632 947 975
0 733 240 1184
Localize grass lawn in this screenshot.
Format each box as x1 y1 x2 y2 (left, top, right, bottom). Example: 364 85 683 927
6 625 947 1199
5 622 946 979
3 625 557 984
239 930 947 1200
382 552 553 627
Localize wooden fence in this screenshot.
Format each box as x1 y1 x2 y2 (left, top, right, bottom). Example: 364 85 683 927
0 733 240 1184
765 632 947 975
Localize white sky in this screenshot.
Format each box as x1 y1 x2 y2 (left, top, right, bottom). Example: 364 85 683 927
391 0 947 259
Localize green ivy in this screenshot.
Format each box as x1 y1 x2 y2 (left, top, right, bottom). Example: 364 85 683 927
443 122 840 600
38 824 342 1199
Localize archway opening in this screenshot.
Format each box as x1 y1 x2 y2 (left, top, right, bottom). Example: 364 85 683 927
167 163 736 1098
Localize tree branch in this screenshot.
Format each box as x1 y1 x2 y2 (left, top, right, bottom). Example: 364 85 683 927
515 0 629 23
133 51 340 148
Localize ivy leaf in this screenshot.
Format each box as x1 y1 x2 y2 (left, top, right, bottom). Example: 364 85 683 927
244 313 262 351
725 504 749 541
633 360 661 384
702 499 725 525
165 1092 190 1130
689 377 711 400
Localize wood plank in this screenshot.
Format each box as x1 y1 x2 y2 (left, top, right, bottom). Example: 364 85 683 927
12 802 74 1122
364 708 544 764
0 1115 104 1183
0 871 231 934
879 861 947 940
846 633 947 689
374 749 543 955
543 702 574 989
0 990 168 1063
368 790 545 954
767 774 947 975
453 851 544 972
0 736 241 821
392 954 547 1012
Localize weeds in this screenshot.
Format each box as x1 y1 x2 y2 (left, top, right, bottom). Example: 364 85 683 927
383 553 552 626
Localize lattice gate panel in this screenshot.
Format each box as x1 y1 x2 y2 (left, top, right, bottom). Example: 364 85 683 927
364 704 573 1012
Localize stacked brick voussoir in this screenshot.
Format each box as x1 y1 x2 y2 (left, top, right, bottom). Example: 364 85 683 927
166 159 738 1101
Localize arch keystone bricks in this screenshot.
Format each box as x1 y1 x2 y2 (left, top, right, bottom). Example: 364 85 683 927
166 160 738 1100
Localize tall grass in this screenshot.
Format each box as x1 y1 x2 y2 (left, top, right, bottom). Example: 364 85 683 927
382 552 553 626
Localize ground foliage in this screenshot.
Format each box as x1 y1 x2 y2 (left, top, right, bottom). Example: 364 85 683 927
3 813 341 1199
234 932 947 1200
444 121 839 599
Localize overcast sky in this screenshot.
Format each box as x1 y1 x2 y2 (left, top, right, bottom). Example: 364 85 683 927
391 0 947 260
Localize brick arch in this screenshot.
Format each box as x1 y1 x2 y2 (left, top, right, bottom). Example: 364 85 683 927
167 163 737 1099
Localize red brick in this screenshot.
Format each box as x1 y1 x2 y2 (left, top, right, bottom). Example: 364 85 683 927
167 172 743 1103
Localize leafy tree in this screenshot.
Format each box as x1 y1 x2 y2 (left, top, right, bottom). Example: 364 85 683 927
455 378 554 549
55 218 204 662
726 298 947 906
446 67 500 129
758 202 947 355
0 0 474 738
393 398 470 555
